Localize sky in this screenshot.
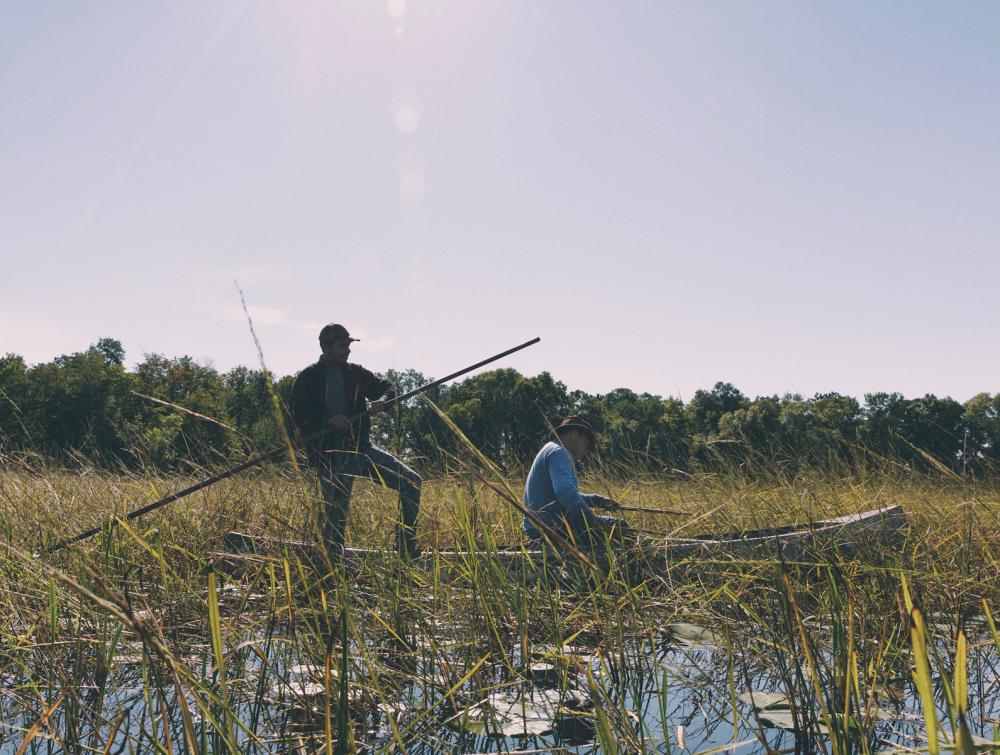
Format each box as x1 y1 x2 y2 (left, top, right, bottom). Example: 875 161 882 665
2 2 998 403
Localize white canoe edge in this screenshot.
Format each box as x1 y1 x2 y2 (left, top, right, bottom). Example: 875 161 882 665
662 505 907 562
222 505 907 567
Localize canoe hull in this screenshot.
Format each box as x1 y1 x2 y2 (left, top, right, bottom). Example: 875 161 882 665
220 505 907 573
661 505 907 563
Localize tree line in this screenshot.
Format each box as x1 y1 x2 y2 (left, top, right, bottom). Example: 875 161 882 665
1 338 997 477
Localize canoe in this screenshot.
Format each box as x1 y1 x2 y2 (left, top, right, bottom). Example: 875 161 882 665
219 505 906 571
219 531 541 568
659 504 907 563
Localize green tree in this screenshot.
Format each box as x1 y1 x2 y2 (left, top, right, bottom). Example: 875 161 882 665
861 392 965 471
0 354 32 452
371 369 451 462
21 340 134 461
436 369 571 468
223 366 290 450
580 389 690 472
685 382 749 469
131 353 239 468
780 392 861 468
906 394 965 469
718 395 785 465
686 382 749 436
963 392 1000 469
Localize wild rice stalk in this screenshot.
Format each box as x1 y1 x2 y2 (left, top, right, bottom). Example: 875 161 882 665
207 571 236 747
909 606 941 755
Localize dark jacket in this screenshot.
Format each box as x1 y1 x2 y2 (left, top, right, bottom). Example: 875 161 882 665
289 358 395 459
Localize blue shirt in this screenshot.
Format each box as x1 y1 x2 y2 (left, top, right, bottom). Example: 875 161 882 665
523 441 598 536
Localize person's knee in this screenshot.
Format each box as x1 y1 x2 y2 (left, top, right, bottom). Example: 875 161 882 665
400 467 421 493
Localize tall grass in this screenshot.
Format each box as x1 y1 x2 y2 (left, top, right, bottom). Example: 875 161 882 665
0 445 997 752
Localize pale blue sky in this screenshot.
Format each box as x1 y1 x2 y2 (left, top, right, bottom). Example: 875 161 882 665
2 2 997 401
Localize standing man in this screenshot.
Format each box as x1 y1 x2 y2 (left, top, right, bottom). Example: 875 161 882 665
290 323 422 559
523 416 622 547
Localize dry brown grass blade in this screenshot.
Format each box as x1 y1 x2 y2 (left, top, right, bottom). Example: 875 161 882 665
169 665 200 754
132 391 239 432
100 709 129 755
16 691 64 755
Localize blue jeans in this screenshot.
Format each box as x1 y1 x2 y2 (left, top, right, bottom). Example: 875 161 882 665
316 444 422 558
526 513 629 550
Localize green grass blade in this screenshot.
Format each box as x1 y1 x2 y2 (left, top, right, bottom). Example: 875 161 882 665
910 607 940 755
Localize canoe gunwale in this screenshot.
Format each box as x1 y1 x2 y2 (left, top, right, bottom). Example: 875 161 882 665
220 505 907 567
661 505 907 561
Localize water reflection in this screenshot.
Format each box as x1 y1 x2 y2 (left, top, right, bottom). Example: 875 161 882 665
3 557 999 755
2 615 997 753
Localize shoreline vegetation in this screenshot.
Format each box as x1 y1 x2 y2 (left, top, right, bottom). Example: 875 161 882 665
1 339 998 481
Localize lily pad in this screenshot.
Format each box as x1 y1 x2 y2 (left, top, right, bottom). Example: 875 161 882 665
448 690 558 737
756 710 798 731
739 691 790 711
874 708 898 723
527 662 561 687
668 623 721 646
554 706 595 741
271 679 326 699
694 738 759 755
755 710 844 736
560 686 592 711
288 664 325 678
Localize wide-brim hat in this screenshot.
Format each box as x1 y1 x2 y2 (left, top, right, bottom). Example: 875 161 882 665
550 415 596 448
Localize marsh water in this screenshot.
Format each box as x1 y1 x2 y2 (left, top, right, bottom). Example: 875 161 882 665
2 602 997 754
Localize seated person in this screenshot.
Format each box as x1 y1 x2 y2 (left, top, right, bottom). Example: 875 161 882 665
523 416 624 546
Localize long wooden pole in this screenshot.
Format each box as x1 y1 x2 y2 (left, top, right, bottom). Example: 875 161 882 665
49 337 541 553
614 504 685 516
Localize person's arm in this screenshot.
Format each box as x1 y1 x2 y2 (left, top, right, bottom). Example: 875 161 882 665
583 493 618 510
359 367 396 405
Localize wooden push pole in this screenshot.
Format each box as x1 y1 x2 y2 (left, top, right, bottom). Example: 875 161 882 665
49 337 541 553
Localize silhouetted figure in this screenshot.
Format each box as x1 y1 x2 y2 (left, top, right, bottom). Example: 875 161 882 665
290 324 421 560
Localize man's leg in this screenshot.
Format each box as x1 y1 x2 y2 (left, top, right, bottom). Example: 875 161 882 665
595 514 633 540
359 445 422 558
317 458 355 561
569 514 632 553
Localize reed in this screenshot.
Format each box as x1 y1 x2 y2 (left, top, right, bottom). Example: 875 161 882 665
0 446 997 753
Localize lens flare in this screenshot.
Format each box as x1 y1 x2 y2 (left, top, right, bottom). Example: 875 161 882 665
398 165 426 203
387 0 406 22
